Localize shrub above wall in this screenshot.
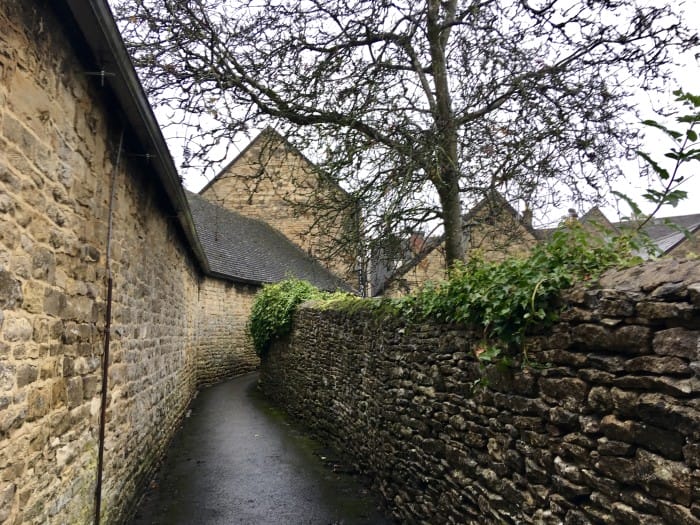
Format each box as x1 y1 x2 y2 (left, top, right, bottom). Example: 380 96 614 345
260 258 700 524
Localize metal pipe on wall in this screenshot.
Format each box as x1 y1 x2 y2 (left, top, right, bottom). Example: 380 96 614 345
94 127 124 525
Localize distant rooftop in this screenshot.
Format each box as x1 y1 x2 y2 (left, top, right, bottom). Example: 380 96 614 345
617 213 700 255
370 202 700 296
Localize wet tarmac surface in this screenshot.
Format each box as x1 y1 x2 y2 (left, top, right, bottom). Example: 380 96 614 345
130 373 392 525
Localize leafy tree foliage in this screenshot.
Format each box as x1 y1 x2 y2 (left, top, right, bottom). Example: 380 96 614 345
615 89 700 223
114 0 696 265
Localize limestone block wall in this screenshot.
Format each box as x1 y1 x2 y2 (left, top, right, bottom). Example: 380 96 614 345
97 183 199 525
261 259 700 524
195 278 259 387
0 2 205 523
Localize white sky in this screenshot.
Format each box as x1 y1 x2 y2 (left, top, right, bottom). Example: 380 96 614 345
599 22 700 223
158 2 699 226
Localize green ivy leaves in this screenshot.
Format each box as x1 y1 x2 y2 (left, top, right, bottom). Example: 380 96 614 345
249 224 641 363
615 89 698 219
402 222 640 357
248 278 328 355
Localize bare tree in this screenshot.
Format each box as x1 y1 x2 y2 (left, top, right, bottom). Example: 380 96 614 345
113 0 696 266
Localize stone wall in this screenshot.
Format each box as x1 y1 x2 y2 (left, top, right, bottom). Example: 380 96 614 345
261 259 700 524
195 279 259 387
0 3 254 523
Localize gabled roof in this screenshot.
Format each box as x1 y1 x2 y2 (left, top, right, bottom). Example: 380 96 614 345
619 213 700 255
524 207 700 256
640 213 700 241
199 127 348 197
186 191 352 291
536 205 621 242
580 206 620 234
462 191 538 238
199 127 280 195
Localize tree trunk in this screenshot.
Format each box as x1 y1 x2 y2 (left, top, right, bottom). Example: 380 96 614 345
437 176 464 267
426 0 463 267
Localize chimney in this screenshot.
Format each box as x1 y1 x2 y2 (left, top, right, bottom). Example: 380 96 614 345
567 208 579 223
409 232 425 254
522 207 533 228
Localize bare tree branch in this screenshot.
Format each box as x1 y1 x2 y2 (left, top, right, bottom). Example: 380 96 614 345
112 0 697 266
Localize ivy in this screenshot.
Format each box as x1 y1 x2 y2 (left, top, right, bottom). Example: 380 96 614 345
248 225 642 362
399 223 642 359
248 279 323 355
248 278 351 355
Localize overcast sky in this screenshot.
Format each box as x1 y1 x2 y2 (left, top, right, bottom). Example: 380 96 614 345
149 2 699 225
601 5 699 223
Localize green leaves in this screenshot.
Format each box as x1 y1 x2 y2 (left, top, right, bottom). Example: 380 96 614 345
617 89 698 221
248 278 332 355
636 150 670 180
642 188 687 208
611 190 642 216
641 119 683 141
251 225 639 371
401 222 638 357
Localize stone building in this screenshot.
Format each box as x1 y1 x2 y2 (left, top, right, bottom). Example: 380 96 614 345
629 213 700 259
373 192 539 296
199 127 360 288
373 192 699 297
186 190 351 386
0 1 346 523
535 206 700 260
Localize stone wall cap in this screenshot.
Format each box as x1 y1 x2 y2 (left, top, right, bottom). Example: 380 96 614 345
596 260 700 295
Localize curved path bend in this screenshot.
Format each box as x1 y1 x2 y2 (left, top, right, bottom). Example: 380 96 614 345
130 373 391 525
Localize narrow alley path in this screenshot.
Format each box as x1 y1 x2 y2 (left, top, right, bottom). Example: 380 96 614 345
130 373 392 525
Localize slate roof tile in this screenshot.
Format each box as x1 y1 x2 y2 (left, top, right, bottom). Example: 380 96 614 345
186 191 351 291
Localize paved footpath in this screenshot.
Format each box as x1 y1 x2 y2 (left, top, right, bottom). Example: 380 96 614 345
130 373 392 525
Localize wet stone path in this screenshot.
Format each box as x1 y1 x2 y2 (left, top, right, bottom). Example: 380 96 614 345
130 373 392 525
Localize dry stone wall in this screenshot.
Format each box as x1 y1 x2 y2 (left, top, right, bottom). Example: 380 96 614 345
261 258 700 524
0 2 254 523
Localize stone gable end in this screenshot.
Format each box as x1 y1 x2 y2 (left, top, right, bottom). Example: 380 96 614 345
200 129 358 286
